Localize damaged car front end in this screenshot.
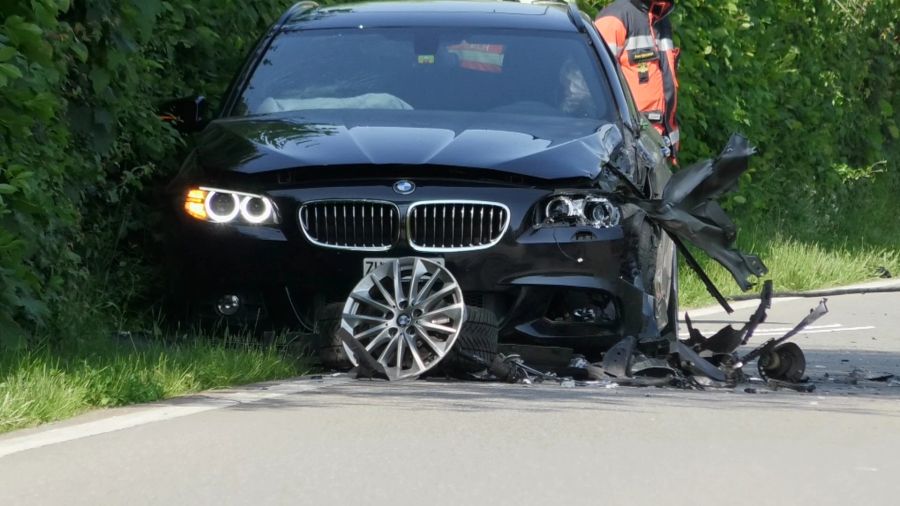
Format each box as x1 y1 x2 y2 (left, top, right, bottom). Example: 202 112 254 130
163 1 777 383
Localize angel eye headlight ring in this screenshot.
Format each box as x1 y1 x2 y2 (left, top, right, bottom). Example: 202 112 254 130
240 196 274 224
205 191 241 223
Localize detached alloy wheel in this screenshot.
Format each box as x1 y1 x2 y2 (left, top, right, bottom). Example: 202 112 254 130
339 257 465 380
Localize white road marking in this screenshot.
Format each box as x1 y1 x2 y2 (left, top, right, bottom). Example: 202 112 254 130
753 326 875 336
753 324 842 332
0 377 346 459
691 323 876 337
684 297 800 317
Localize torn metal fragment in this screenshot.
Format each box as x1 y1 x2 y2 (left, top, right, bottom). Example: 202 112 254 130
739 298 829 366
630 356 678 378
601 335 637 377
683 280 773 354
673 341 727 382
625 134 768 291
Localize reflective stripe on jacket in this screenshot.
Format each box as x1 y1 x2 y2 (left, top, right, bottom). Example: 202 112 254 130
595 0 680 151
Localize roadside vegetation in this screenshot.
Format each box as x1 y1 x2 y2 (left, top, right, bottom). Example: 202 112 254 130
679 228 900 308
0 330 308 434
0 1 896 428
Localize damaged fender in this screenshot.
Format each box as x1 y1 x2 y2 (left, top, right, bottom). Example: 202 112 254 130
623 134 768 291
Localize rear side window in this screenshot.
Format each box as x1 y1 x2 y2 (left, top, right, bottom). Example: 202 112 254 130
234 27 615 121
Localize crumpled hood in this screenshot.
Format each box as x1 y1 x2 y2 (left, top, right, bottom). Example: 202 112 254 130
195 112 623 181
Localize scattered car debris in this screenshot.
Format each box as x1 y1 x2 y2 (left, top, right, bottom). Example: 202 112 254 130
766 379 816 393
338 277 831 393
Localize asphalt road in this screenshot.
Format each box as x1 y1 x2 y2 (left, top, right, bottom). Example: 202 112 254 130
2 281 899 506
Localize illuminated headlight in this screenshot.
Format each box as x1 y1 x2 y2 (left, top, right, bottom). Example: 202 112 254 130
184 187 278 225
538 194 620 228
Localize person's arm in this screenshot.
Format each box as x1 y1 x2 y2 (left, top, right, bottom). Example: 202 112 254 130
593 16 626 59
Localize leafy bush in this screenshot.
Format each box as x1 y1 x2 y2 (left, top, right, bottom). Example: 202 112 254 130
1 0 897 348
0 0 294 348
582 0 899 238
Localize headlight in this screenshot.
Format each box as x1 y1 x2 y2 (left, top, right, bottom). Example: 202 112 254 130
183 187 278 225
583 196 620 228
545 196 576 222
537 193 620 229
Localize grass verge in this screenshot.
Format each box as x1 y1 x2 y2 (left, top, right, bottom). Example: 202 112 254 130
0 334 308 435
679 227 900 308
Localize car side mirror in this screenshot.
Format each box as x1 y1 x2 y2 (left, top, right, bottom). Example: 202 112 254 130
160 96 209 133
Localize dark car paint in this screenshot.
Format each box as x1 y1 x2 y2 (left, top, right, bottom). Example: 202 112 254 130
192 113 622 182
167 1 688 354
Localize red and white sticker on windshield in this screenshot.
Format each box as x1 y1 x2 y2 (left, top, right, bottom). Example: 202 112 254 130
447 42 505 73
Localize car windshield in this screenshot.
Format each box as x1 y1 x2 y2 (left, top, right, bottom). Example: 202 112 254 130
234 27 616 123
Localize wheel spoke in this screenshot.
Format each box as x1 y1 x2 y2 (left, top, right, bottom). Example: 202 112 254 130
350 291 393 314
362 327 391 349
405 334 427 371
395 332 405 370
354 322 388 340
392 259 404 307
408 258 424 306
418 282 459 310
377 336 398 363
420 302 464 321
343 313 390 324
412 268 440 306
371 274 396 308
414 324 447 357
418 320 457 335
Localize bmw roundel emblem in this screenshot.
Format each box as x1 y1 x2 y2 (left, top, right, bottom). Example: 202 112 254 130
393 180 415 195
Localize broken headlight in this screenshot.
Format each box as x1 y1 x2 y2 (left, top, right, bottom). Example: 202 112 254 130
538 194 620 228
183 187 278 225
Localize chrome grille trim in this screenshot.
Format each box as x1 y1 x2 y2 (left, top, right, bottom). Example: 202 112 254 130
299 200 399 251
407 200 510 252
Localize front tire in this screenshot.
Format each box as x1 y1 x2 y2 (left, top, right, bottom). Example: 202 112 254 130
438 306 500 376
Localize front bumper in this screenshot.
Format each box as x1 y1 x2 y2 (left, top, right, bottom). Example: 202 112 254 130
170 181 660 349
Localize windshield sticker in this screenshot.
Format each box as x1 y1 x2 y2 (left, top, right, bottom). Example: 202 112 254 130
447 42 505 73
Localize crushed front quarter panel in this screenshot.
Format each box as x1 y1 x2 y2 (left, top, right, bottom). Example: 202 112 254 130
623 133 768 291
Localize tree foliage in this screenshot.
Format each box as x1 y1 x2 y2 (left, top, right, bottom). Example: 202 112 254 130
0 0 292 347
1 0 898 347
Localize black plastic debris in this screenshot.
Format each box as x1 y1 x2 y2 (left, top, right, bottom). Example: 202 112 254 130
767 379 816 393
601 335 637 378
684 280 773 355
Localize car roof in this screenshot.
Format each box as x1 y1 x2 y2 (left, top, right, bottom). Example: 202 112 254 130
282 0 580 32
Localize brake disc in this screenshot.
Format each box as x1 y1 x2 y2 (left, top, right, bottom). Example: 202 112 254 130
758 342 806 383
338 257 465 380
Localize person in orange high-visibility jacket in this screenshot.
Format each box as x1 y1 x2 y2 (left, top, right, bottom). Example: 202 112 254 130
595 0 680 160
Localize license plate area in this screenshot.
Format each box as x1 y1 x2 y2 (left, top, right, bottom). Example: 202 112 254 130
363 257 445 276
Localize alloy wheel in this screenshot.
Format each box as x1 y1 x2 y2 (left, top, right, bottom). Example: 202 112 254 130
339 257 465 380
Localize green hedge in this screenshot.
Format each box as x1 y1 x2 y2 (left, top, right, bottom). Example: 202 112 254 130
581 0 899 238
0 0 295 347
1 0 897 348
